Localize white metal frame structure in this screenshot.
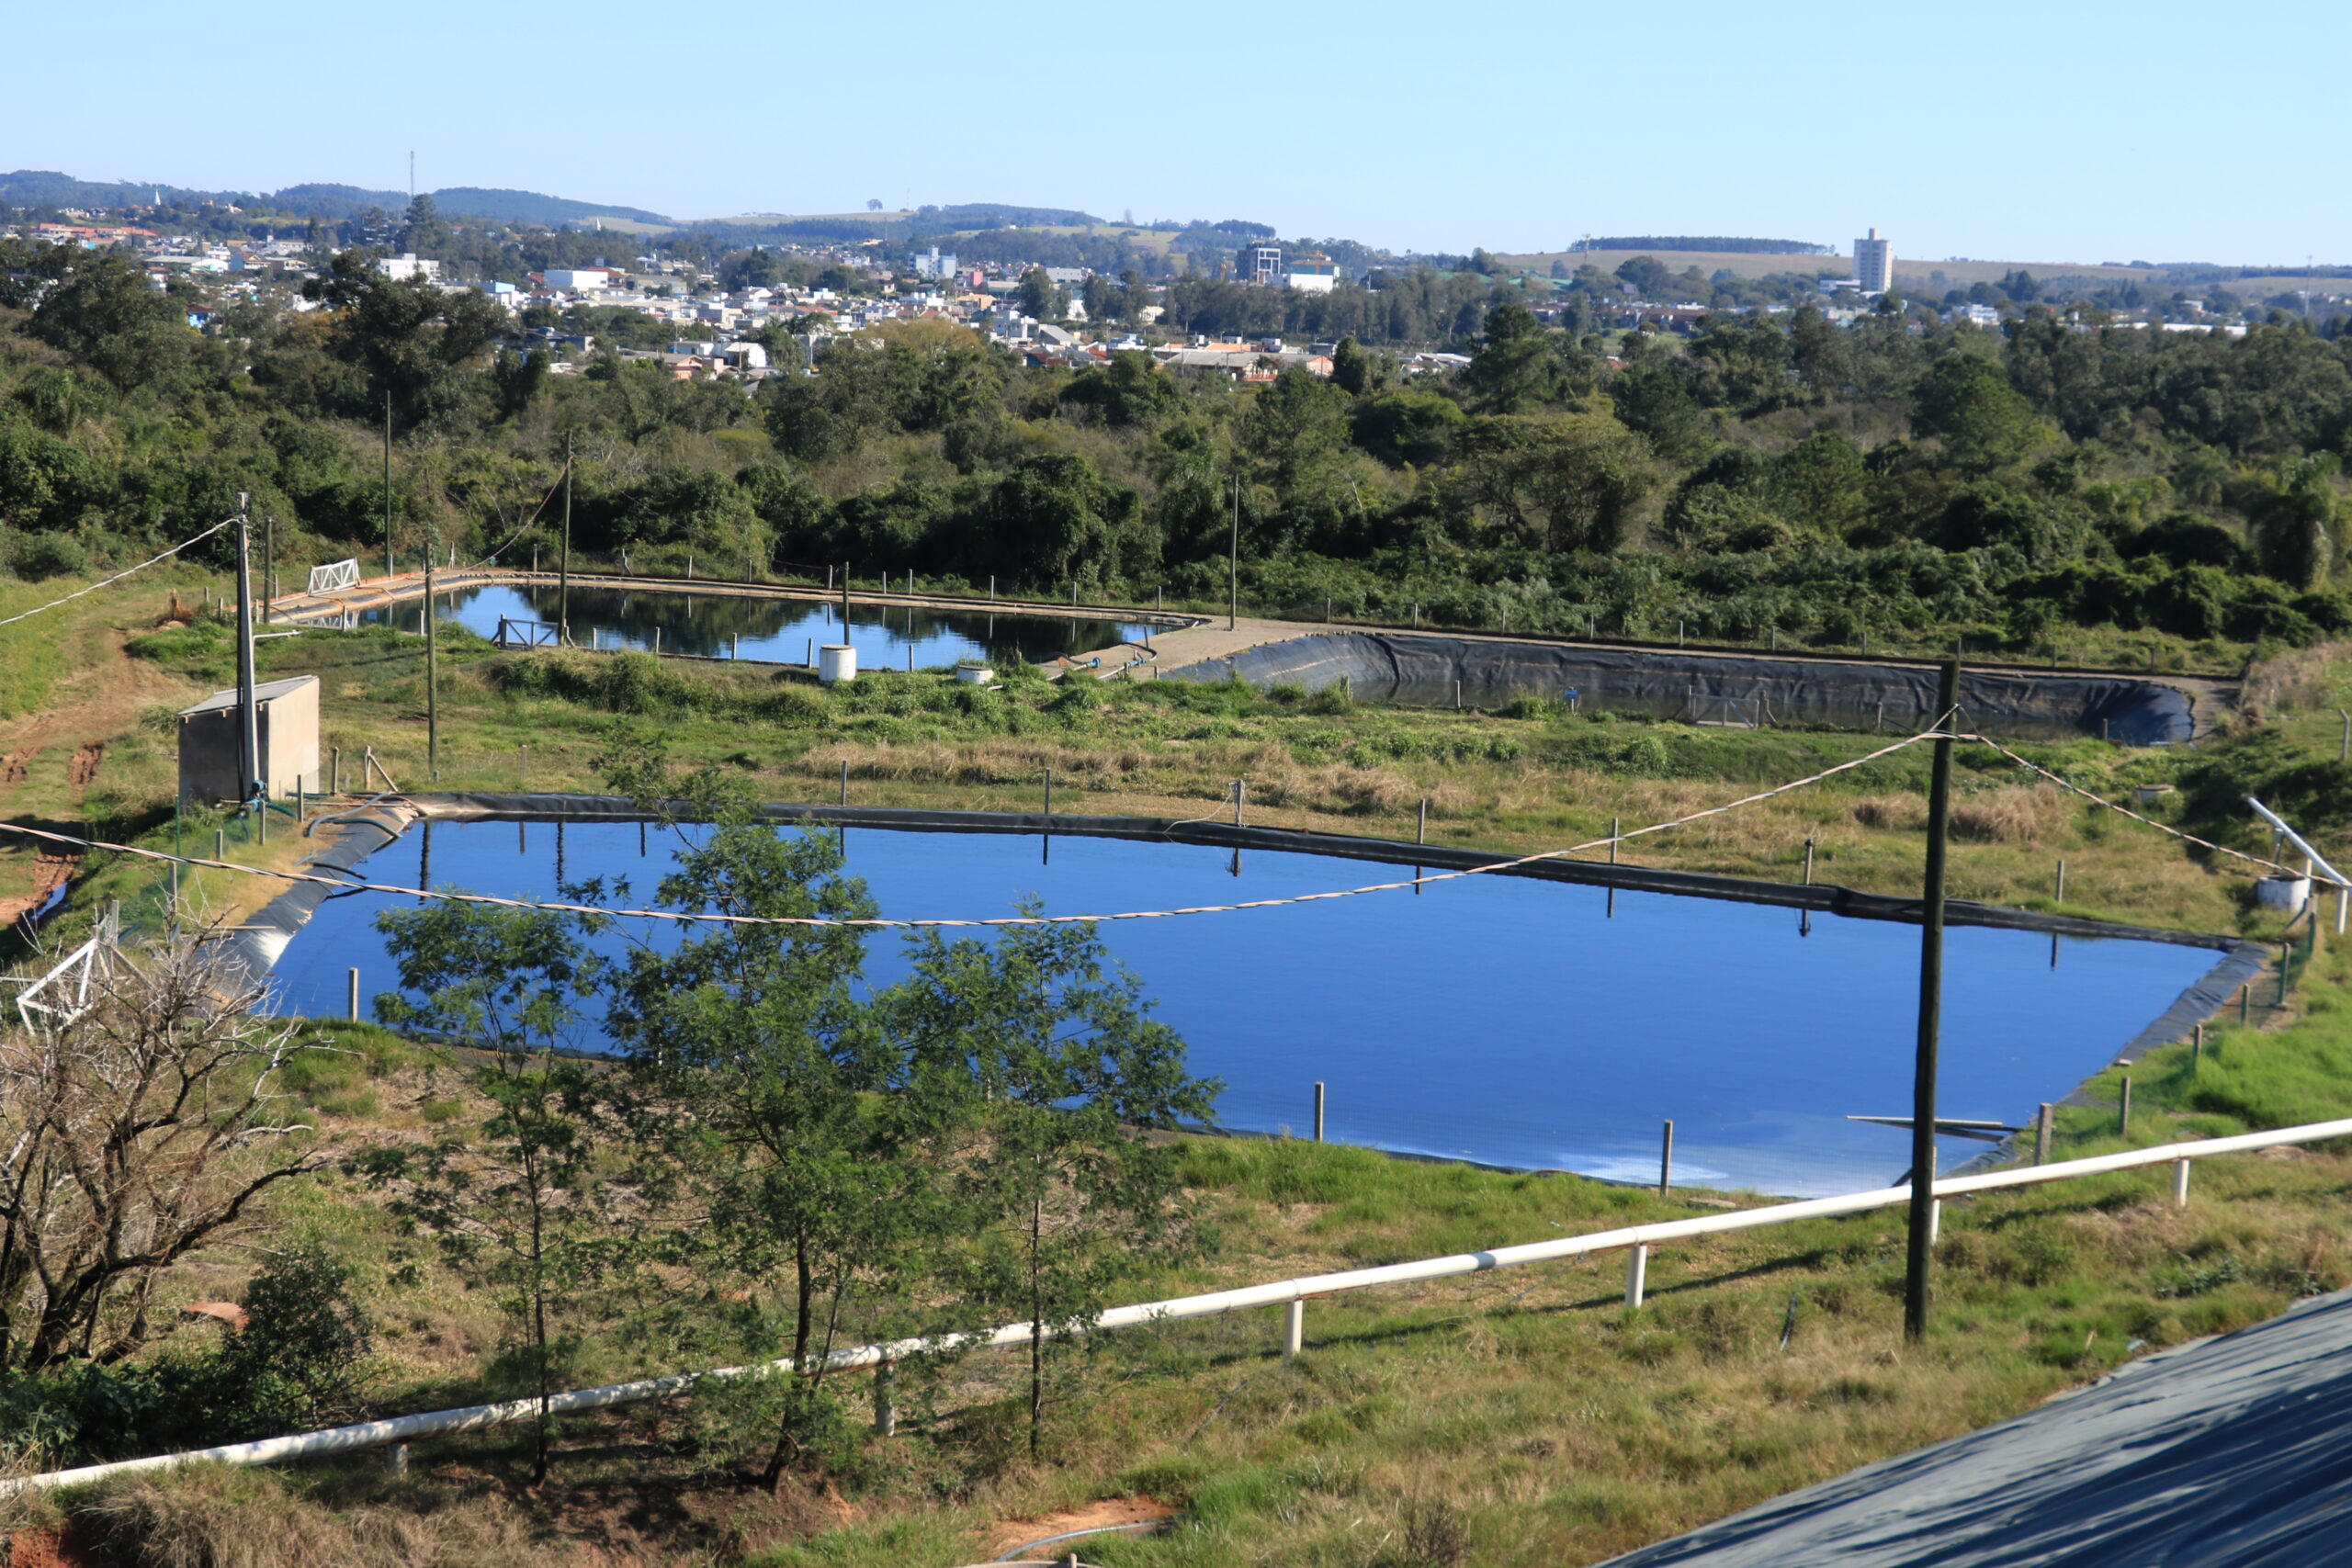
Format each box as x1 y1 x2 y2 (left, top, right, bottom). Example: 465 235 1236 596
305 558 362 596
7 1111 2350 1494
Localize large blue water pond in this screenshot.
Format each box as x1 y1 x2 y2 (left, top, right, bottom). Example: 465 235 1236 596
368 584 1157 670
269 820 2220 1196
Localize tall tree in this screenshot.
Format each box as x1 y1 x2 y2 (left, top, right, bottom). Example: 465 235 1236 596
357 900 613 1484
892 917 1218 1461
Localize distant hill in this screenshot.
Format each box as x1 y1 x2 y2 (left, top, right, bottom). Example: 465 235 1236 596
1584 236 1832 255
429 187 670 226
0 169 669 227
915 202 1105 229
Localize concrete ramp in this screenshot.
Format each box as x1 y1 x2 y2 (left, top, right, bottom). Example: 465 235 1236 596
1600 1286 2352 1567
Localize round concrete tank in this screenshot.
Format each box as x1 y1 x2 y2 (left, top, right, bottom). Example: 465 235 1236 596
2256 874 2312 915
956 663 994 685
818 644 857 684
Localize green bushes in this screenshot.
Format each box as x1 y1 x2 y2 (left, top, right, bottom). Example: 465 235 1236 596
0 1245 375 1466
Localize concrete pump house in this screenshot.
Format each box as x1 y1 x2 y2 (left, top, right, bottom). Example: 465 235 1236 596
177 674 321 805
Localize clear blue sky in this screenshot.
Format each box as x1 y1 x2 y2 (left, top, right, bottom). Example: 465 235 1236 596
11 0 2341 265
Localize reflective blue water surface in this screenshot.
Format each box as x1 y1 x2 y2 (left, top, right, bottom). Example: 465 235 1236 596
367 584 1158 670
270 821 2220 1196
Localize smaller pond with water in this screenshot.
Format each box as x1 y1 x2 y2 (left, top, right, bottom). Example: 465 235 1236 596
267 819 2230 1197
366 584 1160 670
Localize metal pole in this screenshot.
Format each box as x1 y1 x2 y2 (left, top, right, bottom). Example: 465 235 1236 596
559 433 572 644
1418 797 1427 846
384 390 394 577
1234 778 1245 827
347 968 360 1021
839 760 848 806
1282 1300 1305 1363
1314 1081 1325 1143
2055 859 2065 903
1658 1120 1674 1196
234 494 259 813
2033 1102 2053 1165
1803 839 1815 886
424 531 439 778
1043 768 1052 818
1610 818 1619 864
263 514 275 624
2119 1076 2132 1136
1624 1245 1648 1309
1905 659 1961 1344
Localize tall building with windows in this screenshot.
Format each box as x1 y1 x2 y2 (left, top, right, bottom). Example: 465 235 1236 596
1238 243 1283 286
1855 228 1893 295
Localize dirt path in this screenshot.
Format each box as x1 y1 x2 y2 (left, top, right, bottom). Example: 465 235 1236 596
987 1497 1173 1560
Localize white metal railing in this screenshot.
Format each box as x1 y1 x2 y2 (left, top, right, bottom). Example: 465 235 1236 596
7 1113 2351 1494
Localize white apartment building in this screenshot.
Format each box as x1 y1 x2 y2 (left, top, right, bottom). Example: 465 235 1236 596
1855 228 1892 295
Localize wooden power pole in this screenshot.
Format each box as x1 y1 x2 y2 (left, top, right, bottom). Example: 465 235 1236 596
1905 658 1962 1342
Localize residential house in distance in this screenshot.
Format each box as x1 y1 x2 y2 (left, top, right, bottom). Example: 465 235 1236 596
1286 252 1339 293
378 253 440 282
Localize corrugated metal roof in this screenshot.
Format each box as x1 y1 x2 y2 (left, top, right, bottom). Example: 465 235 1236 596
178 674 318 717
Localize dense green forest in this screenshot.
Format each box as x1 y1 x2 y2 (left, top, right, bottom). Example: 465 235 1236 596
4 232 2351 663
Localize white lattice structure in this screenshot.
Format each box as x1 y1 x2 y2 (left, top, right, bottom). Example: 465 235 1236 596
306 558 361 595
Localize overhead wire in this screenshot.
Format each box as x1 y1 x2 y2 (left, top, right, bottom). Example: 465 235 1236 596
0 728 1946 931
0 516 235 628
1970 734 2316 885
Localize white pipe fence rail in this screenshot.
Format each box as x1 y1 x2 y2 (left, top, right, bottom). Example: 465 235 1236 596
10 1113 2352 1495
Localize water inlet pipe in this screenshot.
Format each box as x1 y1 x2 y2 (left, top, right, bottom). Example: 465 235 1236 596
2243 795 2349 890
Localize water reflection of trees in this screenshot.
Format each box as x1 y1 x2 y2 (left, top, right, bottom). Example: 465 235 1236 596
403 586 1148 662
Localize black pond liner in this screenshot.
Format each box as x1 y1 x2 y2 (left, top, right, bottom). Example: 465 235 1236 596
1165 631 2200 745
217 792 2267 1176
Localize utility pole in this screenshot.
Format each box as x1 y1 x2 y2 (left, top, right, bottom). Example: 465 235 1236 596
559 431 573 644
425 522 440 778
1905 658 1962 1344
1228 472 1239 633
384 389 395 577
233 493 260 816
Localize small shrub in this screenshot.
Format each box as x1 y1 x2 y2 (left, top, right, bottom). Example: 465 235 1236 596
1387 1496 1471 1568
418 1097 465 1124
16 533 89 580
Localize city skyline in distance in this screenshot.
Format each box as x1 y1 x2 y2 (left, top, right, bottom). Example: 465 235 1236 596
6 0 2344 267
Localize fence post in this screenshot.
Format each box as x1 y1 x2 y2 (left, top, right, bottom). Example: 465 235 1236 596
1418 797 1428 846
1234 779 1245 827
2055 859 2065 903
1624 1245 1648 1309
1044 768 1053 818
2172 1158 2192 1209
2193 1021 2204 1069
332 747 340 795
520 744 528 789
2119 1076 2132 1135
873 1358 896 1438
1283 1300 1305 1363
1314 1081 1325 1143
2033 1102 2053 1164
1659 1120 1674 1196
215 828 224 862
839 760 848 806
1802 839 1815 886
1609 818 1620 865
347 967 360 1021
